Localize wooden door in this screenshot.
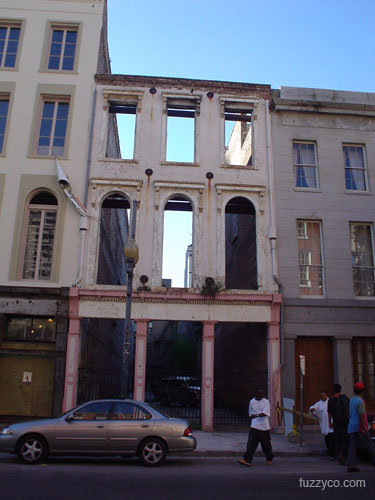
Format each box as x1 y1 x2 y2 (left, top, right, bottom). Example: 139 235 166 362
295 337 333 425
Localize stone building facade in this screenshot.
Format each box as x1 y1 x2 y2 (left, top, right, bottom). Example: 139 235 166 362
271 86 375 413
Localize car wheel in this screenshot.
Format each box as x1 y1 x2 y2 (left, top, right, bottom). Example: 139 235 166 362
17 434 48 465
138 438 167 466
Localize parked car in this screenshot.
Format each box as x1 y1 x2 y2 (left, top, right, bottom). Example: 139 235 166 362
152 376 201 408
0 399 196 466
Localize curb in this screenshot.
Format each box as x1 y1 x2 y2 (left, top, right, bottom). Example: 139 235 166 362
179 449 325 458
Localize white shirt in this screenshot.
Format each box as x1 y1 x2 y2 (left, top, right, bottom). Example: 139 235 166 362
249 397 271 431
309 399 333 435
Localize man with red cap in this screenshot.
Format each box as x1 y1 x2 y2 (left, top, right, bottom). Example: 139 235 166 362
347 381 375 472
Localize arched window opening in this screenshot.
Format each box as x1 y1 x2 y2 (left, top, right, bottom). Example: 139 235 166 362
225 196 257 290
97 192 130 285
21 191 58 280
162 195 193 288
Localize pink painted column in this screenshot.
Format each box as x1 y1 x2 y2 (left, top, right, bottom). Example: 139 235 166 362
62 288 82 412
201 321 216 432
133 319 149 401
267 294 282 427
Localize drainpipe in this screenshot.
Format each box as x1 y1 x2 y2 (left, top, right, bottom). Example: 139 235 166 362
265 100 284 414
73 89 97 286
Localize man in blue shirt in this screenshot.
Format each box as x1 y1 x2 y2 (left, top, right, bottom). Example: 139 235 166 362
347 382 375 472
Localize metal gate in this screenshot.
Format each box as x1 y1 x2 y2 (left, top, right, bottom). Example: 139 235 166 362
213 369 268 429
77 366 122 404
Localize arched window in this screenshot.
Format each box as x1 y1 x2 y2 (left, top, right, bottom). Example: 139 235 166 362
162 195 193 288
97 192 130 285
21 191 58 280
225 196 257 289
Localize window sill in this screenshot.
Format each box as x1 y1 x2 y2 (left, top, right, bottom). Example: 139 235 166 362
294 187 321 193
160 161 200 167
345 190 371 195
353 295 375 300
299 294 325 299
27 154 68 160
100 158 139 164
220 163 259 170
0 66 18 71
39 68 78 75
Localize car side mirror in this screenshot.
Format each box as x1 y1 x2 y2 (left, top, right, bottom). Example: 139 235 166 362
65 415 74 422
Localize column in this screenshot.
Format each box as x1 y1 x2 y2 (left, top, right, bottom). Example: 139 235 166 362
333 337 352 396
62 288 81 413
133 319 149 401
267 321 281 427
201 321 216 432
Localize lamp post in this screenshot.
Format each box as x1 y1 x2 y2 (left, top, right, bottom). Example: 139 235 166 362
122 199 139 398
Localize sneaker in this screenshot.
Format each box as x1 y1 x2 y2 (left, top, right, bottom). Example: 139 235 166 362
347 467 360 472
238 459 252 467
266 461 273 465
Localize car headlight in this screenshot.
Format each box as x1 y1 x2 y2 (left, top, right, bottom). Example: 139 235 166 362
0 427 14 435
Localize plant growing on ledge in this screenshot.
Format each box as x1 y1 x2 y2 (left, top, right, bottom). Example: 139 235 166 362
200 277 223 297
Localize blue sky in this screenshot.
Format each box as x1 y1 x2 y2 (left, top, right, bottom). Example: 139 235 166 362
107 0 375 93
107 0 375 286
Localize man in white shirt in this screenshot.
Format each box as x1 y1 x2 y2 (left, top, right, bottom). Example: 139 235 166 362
309 390 335 460
239 388 273 466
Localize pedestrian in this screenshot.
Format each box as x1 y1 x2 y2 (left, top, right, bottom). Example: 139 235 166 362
347 382 375 472
238 388 273 467
327 383 349 465
309 390 335 460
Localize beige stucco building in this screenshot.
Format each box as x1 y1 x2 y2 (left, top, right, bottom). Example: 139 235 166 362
0 0 111 418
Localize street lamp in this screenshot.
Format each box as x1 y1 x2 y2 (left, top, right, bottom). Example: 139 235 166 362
122 199 139 397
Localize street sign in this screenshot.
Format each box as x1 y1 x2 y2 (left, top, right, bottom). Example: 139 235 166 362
299 355 305 375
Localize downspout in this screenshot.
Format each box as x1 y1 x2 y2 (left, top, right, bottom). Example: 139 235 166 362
73 88 97 286
265 99 284 413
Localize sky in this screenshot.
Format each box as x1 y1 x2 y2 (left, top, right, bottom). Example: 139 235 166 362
106 0 375 286
107 0 375 93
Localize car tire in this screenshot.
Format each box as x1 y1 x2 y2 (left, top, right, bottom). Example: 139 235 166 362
17 434 48 465
138 438 167 467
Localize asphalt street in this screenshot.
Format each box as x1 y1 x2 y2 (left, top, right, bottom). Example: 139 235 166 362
1 455 374 500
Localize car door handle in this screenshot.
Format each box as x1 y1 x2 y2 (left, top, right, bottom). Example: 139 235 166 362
97 425 105 428
141 424 149 428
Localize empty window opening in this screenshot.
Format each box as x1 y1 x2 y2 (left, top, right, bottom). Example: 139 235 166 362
163 196 193 288
225 107 252 166
166 100 196 163
225 197 257 289
97 193 130 285
106 102 136 160
21 191 58 281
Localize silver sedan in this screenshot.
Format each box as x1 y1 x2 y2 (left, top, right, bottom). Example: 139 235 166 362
0 399 196 466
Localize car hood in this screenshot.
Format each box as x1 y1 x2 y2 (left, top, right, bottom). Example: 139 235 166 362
8 417 60 433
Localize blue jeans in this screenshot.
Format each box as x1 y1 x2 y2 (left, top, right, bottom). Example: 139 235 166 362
347 432 375 468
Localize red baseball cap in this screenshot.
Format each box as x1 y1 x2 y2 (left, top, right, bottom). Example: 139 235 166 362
354 382 365 391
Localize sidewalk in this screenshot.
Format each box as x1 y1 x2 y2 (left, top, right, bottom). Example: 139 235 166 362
188 430 326 457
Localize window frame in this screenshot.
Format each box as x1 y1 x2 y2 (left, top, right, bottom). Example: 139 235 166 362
41 21 81 73
350 222 375 297
161 93 201 165
32 94 71 158
18 190 58 282
297 219 325 296
343 144 368 192
0 94 10 156
293 140 319 190
5 316 56 343
0 20 23 70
